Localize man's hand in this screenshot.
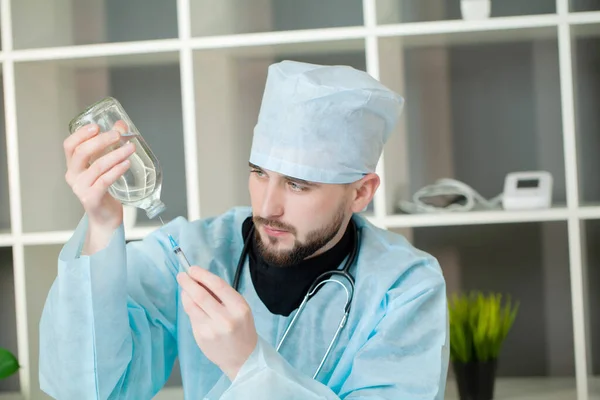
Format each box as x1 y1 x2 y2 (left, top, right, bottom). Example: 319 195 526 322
177 266 258 381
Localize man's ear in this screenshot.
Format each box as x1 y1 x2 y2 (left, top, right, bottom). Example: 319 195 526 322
349 174 380 213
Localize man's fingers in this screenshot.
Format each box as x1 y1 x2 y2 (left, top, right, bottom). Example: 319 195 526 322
181 290 208 321
187 266 243 309
89 159 131 194
64 124 99 164
72 159 131 211
78 141 135 188
113 120 129 134
69 130 123 174
177 272 228 322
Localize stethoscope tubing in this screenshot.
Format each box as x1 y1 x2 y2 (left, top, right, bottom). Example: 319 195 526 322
231 217 360 379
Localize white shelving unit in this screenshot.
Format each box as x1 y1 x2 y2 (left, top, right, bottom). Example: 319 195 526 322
1 0 600 399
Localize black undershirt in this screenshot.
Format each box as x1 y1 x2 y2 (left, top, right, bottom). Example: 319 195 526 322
241 217 353 317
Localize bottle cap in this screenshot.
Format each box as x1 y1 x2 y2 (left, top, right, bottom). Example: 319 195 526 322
145 199 166 219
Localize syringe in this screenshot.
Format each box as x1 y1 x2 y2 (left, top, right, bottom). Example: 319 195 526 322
168 234 191 273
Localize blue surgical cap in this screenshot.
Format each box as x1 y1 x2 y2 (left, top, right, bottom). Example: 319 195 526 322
249 60 405 184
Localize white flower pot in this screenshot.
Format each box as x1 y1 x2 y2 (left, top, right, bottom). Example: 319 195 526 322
123 205 137 229
460 0 491 20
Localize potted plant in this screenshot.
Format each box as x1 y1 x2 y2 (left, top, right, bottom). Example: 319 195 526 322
449 291 519 400
0 347 19 380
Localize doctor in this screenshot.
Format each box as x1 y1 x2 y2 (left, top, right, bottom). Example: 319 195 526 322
39 60 449 399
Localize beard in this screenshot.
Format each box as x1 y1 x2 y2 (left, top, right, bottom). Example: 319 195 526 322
253 205 347 268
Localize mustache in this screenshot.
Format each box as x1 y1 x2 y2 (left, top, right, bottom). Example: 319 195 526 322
253 216 296 233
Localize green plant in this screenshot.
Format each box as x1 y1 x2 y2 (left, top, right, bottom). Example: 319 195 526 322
0 347 19 380
449 291 519 364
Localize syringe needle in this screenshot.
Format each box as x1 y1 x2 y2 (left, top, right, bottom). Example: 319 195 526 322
158 215 165 225
168 234 191 273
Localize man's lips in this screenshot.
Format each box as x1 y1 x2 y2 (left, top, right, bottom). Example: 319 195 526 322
262 225 290 237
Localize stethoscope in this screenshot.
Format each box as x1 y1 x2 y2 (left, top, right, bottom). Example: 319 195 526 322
232 218 360 379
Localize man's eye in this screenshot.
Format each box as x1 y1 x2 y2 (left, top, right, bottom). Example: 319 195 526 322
251 169 265 177
288 181 306 192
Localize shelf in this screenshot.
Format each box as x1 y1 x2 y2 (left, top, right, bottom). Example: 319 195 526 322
2 12 596 63
572 22 600 207
582 220 600 392
14 52 187 233
377 23 558 48
11 205 600 245
378 27 566 217
21 245 61 399
0 3 596 399
397 221 575 379
188 16 559 51
11 0 177 50
190 0 364 37
193 37 365 58
569 10 600 25
376 0 556 25
193 39 366 218
571 19 600 38
15 206 600 245
591 376 600 399
445 377 578 399
0 394 22 400
10 41 181 64
383 206 570 228
0 232 12 247
0 74 9 234
20 242 180 399
0 248 20 394
0 13 573 63
14 50 179 69
0 11 599 64
577 205 600 219
21 225 161 246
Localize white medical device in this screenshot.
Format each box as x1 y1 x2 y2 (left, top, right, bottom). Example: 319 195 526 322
397 178 502 214
501 171 553 211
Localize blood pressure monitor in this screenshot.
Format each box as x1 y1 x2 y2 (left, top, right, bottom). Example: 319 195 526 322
502 171 553 211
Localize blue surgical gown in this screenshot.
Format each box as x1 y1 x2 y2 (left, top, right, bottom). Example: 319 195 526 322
39 207 449 399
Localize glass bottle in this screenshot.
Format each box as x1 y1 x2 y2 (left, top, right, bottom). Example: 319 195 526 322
68 97 166 219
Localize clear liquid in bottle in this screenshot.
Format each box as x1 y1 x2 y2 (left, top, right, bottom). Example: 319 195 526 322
69 97 166 220
109 132 166 219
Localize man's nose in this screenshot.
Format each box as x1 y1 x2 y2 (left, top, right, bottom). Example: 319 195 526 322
261 181 284 218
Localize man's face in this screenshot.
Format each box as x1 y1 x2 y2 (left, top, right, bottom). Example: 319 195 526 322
248 163 352 267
